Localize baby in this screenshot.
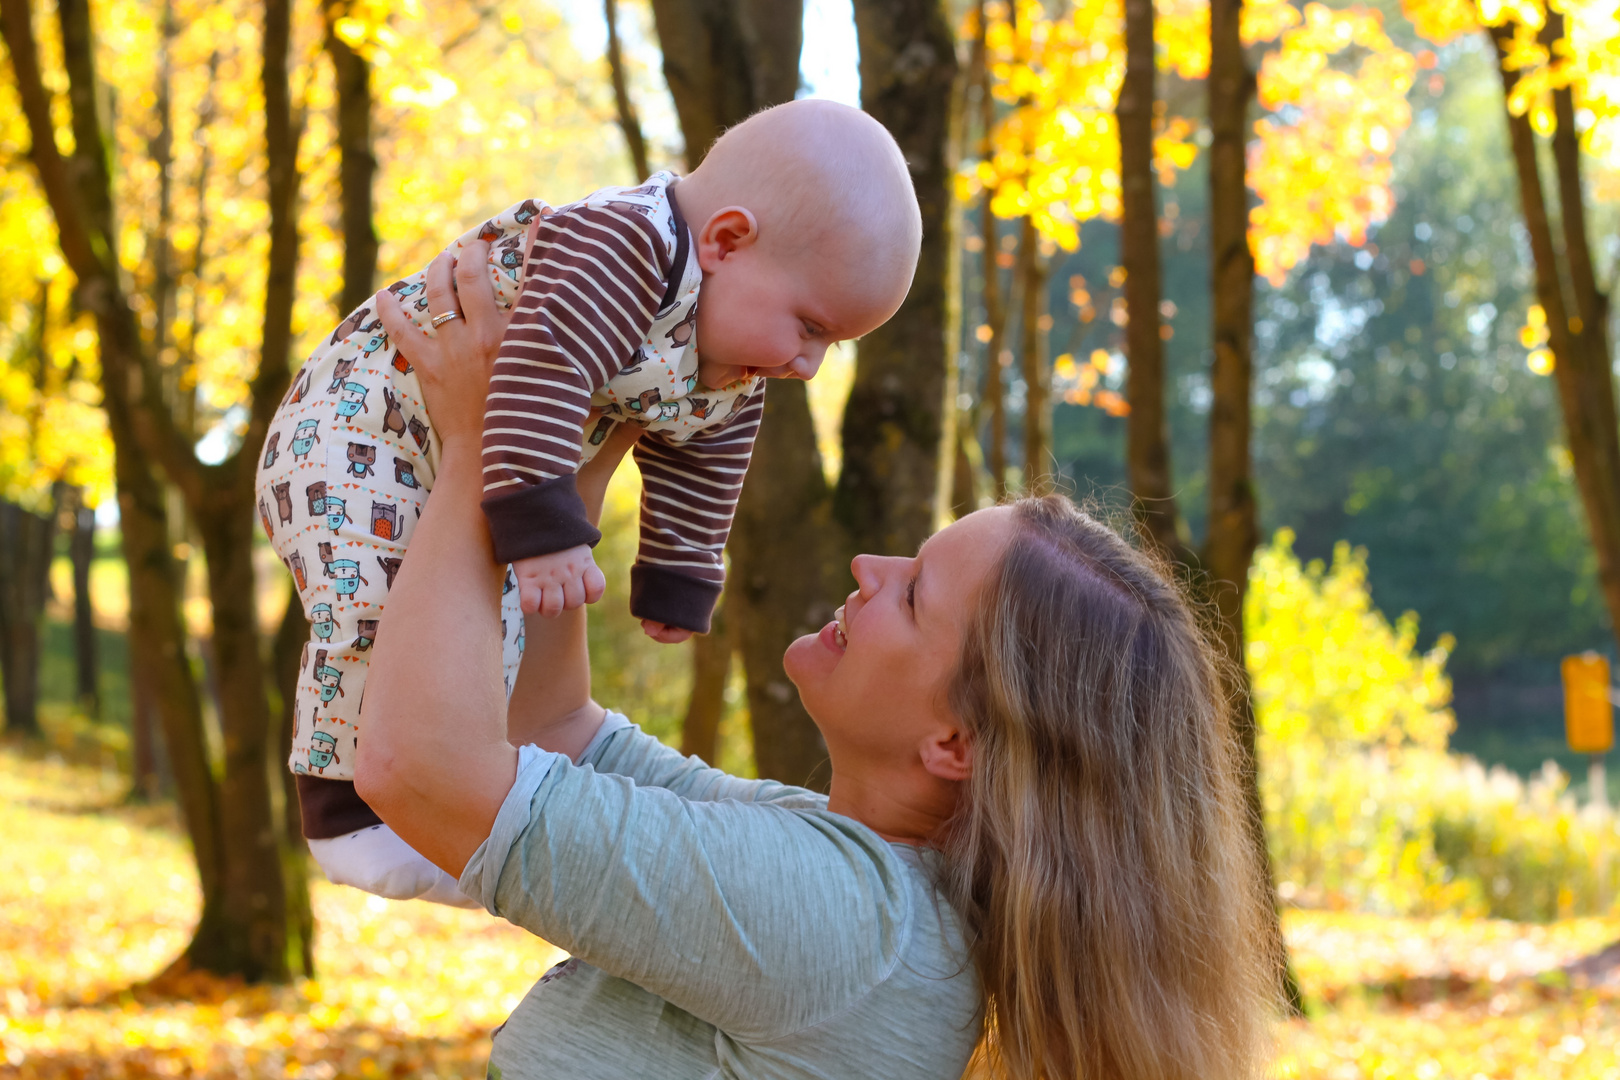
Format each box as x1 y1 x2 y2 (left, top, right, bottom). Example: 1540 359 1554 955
256 99 920 905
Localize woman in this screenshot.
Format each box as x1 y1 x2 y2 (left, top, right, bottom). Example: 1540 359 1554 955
356 241 1276 1080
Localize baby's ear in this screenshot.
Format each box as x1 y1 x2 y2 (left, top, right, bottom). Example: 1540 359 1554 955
696 206 760 269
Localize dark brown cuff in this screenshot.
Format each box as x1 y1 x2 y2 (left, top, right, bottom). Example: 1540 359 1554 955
482 473 603 564
295 775 384 840
630 564 722 634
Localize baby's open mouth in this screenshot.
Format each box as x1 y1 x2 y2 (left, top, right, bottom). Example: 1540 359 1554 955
833 604 848 649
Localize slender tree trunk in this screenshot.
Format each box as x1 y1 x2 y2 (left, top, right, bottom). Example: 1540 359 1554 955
950 428 980 517
837 0 957 554
68 492 99 715
1208 0 1301 1016
1015 215 1048 483
1118 0 1181 556
272 592 314 974
982 205 1009 498
150 0 176 386
605 0 650 181
325 0 376 315
0 500 55 737
192 502 290 978
1490 20 1620 661
113 426 222 918
976 10 1009 500
680 592 732 763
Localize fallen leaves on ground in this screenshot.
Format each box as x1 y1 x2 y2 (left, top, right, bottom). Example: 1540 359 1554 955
0 746 560 1079
4 745 1619 1079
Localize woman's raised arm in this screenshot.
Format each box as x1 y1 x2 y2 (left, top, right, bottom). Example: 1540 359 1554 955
352 242 520 877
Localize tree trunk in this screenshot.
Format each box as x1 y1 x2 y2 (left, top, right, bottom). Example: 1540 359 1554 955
1207 0 1301 1016
838 0 957 555
64 490 100 716
129 675 163 801
113 429 222 922
680 592 733 763
975 8 1009 500
982 206 1009 499
325 0 377 316
950 429 981 517
1489 19 1620 664
272 592 314 975
1118 0 1181 557
1015 215 1048 483
649 0 833 787
605 0 651 181
647 0 772 162
730 380 839 787
0 500 55 738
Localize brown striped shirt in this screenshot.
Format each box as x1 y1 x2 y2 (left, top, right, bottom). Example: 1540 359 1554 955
480 175 762 634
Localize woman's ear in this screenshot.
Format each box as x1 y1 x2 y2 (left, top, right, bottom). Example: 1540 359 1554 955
919 728 973 783
695 206 759 271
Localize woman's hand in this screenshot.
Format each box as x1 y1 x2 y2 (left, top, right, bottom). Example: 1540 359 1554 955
376 213 544 450
375 242 507 449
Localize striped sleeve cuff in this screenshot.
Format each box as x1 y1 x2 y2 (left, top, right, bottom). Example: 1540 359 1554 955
629 564 723 634
482 473 604 564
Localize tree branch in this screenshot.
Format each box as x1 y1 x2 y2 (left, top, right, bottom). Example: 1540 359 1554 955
604 0 650 180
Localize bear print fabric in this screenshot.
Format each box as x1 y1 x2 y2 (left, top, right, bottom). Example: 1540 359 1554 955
258 199 542 789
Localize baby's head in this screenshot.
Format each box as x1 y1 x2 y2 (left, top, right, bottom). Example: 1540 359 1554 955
672 99 921 390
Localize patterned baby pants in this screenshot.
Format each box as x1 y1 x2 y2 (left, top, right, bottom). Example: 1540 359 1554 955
257 198 598 788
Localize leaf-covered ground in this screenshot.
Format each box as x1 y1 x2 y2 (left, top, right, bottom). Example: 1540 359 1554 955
2 746 1618 1079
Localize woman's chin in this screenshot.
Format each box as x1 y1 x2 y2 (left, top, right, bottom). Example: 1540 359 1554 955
783 629 837 686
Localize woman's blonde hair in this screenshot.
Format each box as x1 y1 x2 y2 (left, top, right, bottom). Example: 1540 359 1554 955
936 495 1277 1080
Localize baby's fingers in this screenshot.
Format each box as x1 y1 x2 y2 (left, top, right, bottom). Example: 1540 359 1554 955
561 575 586 611
540 583 565 618
518 582 543 616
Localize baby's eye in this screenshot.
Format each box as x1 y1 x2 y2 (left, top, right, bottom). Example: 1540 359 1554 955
906 577 916 611
801 320 822 338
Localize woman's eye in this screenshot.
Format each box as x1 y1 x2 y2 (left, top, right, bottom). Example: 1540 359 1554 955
906 577 916 611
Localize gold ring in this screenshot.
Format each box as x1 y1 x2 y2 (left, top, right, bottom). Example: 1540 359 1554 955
430 310 462 329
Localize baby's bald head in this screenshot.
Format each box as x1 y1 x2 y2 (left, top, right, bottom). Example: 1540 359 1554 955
682 99 921 296
674 100 921 389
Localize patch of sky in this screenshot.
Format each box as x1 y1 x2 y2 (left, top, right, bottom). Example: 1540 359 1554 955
800 0 861 105
1312 274 1372 350
195 406 249 466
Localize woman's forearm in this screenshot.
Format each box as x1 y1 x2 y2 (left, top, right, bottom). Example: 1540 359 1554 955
503 421 643 756
354 437 518 877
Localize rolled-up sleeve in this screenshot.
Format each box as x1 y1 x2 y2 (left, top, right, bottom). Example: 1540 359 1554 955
460 742 560 913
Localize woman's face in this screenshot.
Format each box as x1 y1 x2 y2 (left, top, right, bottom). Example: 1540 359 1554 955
784 506 1016 772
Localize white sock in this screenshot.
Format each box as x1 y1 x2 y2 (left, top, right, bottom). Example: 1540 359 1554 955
308 823 481 909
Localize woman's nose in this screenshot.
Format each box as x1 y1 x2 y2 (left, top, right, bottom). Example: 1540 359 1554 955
851 553 907 599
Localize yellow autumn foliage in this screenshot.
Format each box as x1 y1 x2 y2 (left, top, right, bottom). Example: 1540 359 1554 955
1248 4 1416 284
966 0 1418 292
1250 531 1620 919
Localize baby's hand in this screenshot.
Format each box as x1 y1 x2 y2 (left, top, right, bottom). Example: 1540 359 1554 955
641 619 694 645
514 545 606 616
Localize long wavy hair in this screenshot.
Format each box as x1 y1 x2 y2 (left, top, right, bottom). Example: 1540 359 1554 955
935 495 1276 1080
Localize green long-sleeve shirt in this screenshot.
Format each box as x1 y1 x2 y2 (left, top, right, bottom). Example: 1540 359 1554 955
460 715 982 1079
